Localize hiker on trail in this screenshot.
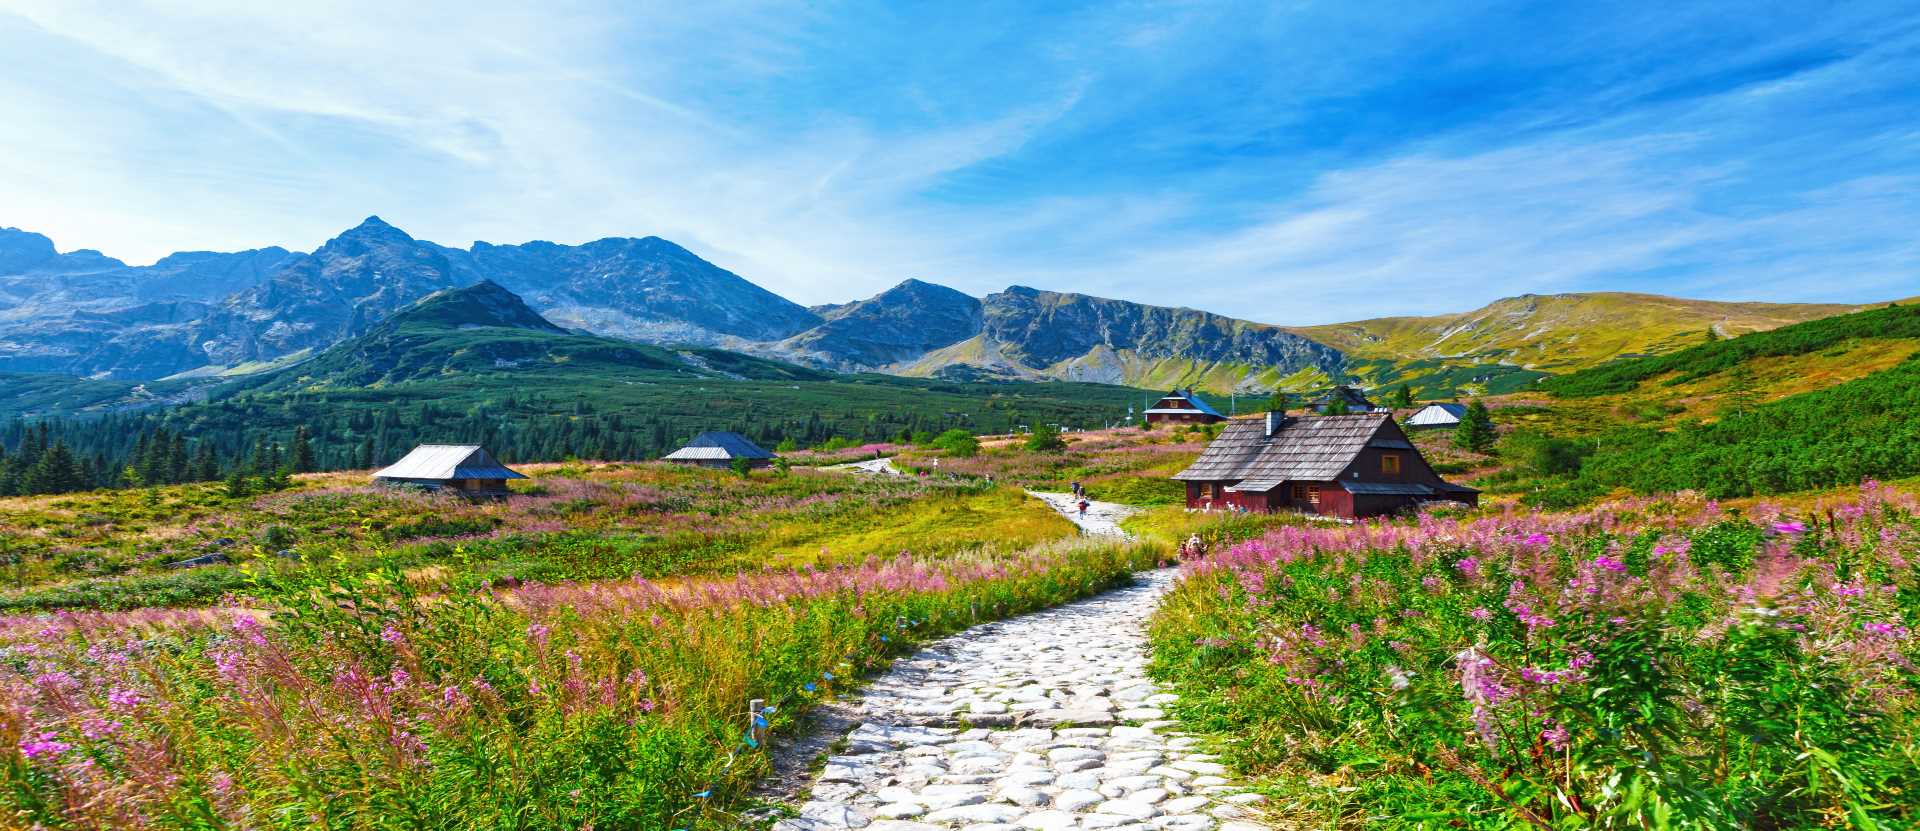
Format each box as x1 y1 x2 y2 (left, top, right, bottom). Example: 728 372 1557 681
1077 499 1090 518
1184 534 1205 558
1070 481 1082 497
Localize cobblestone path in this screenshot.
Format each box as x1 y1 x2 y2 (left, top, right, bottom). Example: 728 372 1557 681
772 570 1269 831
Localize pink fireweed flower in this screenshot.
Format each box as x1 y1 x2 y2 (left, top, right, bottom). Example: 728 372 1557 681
80 719 120 740
230 615 269 646
380 625 405 645
1772 521 1806 535
1454 557 1480 576
18 732 71 760
1469 607 1492 621
106 688 142 710
1593 556 1628 573
1862 622 1907 638
1541 724 1571 752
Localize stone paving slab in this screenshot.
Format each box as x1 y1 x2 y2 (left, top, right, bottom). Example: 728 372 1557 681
773 571 1271 830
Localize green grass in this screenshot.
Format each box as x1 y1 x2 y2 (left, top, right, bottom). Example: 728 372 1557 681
0 464 1080 611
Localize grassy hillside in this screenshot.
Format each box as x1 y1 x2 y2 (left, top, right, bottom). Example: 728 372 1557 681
1292 292 1864 373
1540 301 1920 397
1474 302 1920 502
0 373 215 420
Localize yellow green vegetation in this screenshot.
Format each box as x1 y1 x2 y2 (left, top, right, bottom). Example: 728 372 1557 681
897 425 1208 506
759 485 1077 564
1495 337 1920 436
1292 291 1862 373
0 462 1072 611
1120 504 1313 549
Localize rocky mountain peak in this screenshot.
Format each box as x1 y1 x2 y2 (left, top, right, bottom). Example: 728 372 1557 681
0 227 59 272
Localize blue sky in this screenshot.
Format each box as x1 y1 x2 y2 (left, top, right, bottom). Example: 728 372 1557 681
1 1 1915 324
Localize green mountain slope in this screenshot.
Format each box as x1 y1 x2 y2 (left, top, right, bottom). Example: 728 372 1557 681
243 280 828 391
1504 302 1920 501
15 282 1149 472
1293 292 1866 374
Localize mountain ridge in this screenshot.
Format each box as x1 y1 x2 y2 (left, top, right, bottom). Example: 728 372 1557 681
0 218 1897 393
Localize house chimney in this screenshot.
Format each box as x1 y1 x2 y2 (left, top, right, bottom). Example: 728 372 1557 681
1265 409 1281 437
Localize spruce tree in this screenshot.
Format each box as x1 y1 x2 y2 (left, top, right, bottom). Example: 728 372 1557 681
291 427 317 473
25 441 86 494
1393 384 1415 408
1453 399 1497 453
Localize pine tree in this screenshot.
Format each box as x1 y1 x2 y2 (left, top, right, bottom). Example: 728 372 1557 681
1265 390 1290 414
291 426 316 473
25 441 86 494
1393 384 1415 408
166 432 189 484
192 444 220 482
1453 399 1497 453
1025 422 1067 452
1323 394 1351 416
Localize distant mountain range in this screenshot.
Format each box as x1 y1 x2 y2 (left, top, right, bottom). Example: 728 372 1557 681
0 218 1893 394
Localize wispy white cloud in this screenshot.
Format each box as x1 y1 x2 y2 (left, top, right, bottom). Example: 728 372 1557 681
0 0 1915 325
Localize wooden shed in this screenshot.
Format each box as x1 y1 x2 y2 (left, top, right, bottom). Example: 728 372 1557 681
372 444 526 497
1406 402 1467 429
1171 412 1477 519
663 431 777 469
1308 385 1383 414
1144 389 1227 425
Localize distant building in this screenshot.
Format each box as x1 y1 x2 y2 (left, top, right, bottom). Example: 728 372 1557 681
1143 389 1227 425
372 445 526 497
1172 412 1477 519
1308 385 1384 414
1406 402 1468 429
663 431 777 469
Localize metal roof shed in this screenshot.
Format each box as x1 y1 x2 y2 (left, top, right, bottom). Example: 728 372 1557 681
372 444 526 497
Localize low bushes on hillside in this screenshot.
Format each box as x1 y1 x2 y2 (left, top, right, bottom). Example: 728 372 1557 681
0 539 1163 829
1533 356 1920 500
1151 486 1918 828
1542 303 1920 398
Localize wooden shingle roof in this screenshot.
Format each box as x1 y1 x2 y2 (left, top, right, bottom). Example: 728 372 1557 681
1173 413 1391 487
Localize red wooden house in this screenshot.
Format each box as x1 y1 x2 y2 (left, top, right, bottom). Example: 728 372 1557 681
1144 389 1227 425
1172 412 1477 519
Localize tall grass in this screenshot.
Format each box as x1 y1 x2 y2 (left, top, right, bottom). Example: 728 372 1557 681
0 538 1162 829
1150 486 1919 828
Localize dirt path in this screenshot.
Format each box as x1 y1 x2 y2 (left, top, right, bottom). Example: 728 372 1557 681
766 570 1268 830
828 457 909 477
1027 491 1138 539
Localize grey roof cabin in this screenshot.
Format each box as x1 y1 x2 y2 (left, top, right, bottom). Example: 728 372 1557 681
372 445 526 496
1406 402 1468 429
663 431 777 469
1144 389 1227 425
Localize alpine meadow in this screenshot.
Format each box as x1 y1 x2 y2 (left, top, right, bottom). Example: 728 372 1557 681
4 3 1920 830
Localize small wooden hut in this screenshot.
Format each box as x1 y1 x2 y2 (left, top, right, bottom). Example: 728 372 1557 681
1143 389 1227 425
372 445 526 497
1309 385 1383 414
1406 402 1467 429
663 432 776 470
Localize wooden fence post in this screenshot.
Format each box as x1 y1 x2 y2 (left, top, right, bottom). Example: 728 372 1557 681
749 699 766 747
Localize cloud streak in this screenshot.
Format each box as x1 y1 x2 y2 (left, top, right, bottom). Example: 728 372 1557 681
0 0 1915 325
